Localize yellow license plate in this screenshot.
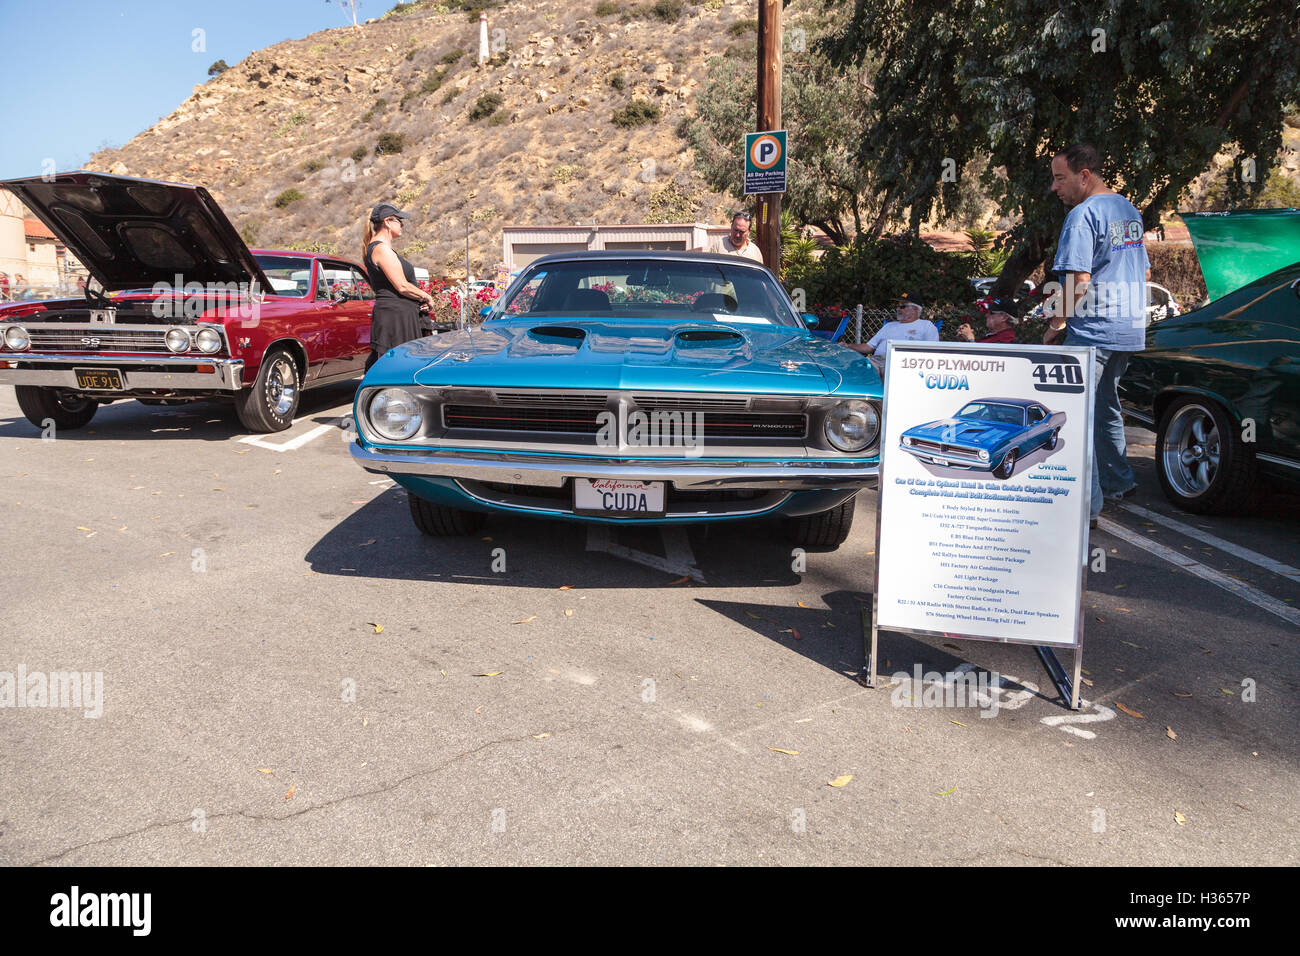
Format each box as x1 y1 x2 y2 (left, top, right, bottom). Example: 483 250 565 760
74 368 124 390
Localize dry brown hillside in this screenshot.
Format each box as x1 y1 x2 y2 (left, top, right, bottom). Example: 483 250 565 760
88 0 759 276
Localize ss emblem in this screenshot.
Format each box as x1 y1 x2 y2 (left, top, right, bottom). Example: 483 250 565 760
81 337 101 347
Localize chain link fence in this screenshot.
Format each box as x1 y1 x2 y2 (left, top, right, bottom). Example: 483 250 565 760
843 305 1050 346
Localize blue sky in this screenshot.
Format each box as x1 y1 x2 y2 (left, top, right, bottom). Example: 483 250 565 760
0 0 366 178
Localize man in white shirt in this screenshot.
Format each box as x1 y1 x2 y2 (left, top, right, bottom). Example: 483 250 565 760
847 294 939 354
700 211 765 264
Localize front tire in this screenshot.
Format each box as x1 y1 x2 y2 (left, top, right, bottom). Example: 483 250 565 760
1155 396 1256 514
234 347 300 432
782 495 856 550
993 449 1018 480
14 386 98 431
408 494 487 536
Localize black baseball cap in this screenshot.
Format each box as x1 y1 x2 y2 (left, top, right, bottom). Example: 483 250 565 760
986 296 1024 319
896 292 923 309
369 202 411 224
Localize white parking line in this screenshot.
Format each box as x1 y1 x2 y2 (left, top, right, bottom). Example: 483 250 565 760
1098 517 1300 628
238 423 335 452
1118 502 1300 584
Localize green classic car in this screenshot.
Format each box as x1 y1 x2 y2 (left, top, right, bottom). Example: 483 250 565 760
1120 209 1300 513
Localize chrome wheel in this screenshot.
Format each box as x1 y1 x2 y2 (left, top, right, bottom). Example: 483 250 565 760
265 356 297 417
1162 403 1220 498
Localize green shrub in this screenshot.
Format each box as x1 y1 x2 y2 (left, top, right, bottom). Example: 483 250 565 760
302 157 327 173
612 98 661 127
405 48 418 61
783 234 977 311
728 17 758 35
652 0 684 20
375 132 405 155
595 0 620 14
442 87 462 104
469 92 504 121
239 221 261 246
609 71 626 91
552 164 582 184
274 110 309 137
207 59 229 77
440 47 467 64
350 145 368 162
274 188 304 209
486 111 509 126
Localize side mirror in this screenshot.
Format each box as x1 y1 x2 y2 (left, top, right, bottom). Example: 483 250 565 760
800 313 820 329
479 305 492 318
330 287 349 303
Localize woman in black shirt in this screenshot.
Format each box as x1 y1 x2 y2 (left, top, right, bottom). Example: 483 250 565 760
362 202 435 371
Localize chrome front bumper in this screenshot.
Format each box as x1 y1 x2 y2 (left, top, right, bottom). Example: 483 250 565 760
350 441 878 490
0 354 244 391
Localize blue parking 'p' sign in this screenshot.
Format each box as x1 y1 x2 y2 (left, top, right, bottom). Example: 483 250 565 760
744 129 787 195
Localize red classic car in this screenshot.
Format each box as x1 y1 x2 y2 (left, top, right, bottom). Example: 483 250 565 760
0 171 375 432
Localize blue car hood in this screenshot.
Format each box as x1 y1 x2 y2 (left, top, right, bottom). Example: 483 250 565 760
371 317 879 396
905 417 1020 445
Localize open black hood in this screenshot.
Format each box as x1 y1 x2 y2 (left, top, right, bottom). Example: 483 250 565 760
0 171 271 294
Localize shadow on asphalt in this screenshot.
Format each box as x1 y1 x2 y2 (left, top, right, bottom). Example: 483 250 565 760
304 488 812 589
0 381 359 442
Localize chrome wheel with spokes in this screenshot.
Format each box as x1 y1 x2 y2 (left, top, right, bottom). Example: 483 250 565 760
265 355 298 418
1161 403 1219 498
1154 395 1257 515
234 346 300 432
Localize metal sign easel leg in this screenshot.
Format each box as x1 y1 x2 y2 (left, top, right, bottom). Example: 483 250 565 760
1034 645 1082 710
861 606 878 688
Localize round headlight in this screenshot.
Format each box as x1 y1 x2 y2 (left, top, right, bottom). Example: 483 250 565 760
978 449 990 461
194 328 222 353
3 325 30 351
165 328 192 353
369 388 423 440
902 436 913 446
824 400 879 453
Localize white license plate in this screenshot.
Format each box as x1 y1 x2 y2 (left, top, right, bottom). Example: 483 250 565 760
933 457 949 466
573 479 665 516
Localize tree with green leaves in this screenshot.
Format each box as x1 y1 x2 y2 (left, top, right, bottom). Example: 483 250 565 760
685 13 888 245
820 0 1300 295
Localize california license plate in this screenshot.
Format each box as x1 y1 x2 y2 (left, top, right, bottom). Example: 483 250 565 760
74 368 123 390
573 478 665 517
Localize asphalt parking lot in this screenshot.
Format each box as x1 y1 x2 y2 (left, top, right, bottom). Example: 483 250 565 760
1 383 1297 866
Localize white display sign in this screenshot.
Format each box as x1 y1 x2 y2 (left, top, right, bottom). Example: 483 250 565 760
874 342 1094 647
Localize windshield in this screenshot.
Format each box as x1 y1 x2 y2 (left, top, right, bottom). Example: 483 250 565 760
957 402 1024 426
254 254 314 297
495 258 799 326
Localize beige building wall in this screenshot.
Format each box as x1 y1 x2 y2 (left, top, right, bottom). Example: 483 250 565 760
501 224 731 270
0 190 27 282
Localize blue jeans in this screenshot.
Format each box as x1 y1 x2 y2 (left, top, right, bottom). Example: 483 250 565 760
1068 336 1137 518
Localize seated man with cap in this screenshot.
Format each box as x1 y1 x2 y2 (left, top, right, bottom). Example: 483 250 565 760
846 293 938 355
957 296 1022 344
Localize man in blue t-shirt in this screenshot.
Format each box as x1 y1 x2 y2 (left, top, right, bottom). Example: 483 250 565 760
1045 143 1148 525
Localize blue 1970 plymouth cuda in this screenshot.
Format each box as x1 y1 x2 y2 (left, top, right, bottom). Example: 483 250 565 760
899 398 1066 480
348 251 883 549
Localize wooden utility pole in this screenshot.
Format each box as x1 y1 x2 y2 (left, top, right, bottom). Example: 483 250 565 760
756 0 782 270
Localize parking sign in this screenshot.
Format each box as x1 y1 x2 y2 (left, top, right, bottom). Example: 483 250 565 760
744 129 787 195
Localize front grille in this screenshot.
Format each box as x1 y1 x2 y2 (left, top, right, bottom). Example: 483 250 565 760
911 439 976 457
444 404 606 434
26 329 172 352
633 395 748 410
443 404 805 439
494 391 607 408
